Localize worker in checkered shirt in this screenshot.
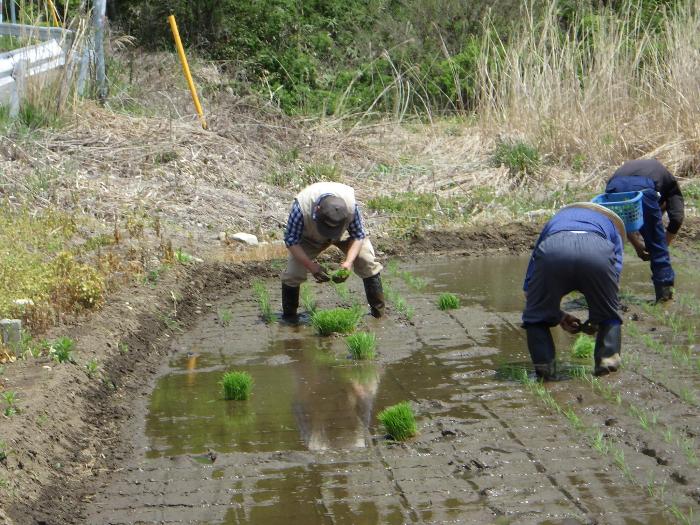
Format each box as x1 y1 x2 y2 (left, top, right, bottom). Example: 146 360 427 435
280 182 385 320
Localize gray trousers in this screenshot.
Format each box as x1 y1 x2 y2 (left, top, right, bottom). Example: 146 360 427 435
522 232 621 327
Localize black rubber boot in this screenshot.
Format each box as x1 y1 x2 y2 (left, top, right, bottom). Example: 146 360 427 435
362 273 385 318
281 284 300 321
594 323 622 376
654 282 674 303
525 324 556 380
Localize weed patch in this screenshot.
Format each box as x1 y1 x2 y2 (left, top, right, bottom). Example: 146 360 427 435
345 332 377 360
221 371 254 401
491 139 541 180
311 306 362 335
378 401 417 441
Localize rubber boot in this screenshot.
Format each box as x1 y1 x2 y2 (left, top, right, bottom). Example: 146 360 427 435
594 323 622 376
362 273 385 318
525 324 556 380
654 282 674 303
281 284 300 322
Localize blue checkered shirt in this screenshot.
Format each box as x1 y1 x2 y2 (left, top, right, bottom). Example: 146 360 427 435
284 198 367 246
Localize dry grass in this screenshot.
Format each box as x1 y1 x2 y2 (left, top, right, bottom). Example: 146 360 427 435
475 0 700 173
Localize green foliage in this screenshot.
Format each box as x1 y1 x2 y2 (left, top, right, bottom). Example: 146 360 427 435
572 334 595 359
2 391 18 417
49 337 75 364
84 358 99 378
437 293 460 310
311 306 363 335
378 401 417 441
174 248 193 264
345 332 377 360
492 139 541 179
0 209 105 326
221 371 254 401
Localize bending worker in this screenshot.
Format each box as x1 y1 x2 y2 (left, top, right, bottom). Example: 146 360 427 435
606 158 684 302
522 203 626 379
281 182 385 320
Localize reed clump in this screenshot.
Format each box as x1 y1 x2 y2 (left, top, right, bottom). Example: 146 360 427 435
437 293 460 310
572 334 595 359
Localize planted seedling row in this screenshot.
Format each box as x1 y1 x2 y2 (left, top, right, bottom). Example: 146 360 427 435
506 367 695 524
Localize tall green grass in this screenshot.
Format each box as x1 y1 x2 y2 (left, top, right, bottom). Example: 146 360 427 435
221 371 254 400
378 401 417 441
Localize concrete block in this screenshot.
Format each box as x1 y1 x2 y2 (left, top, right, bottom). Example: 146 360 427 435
0 319 21 346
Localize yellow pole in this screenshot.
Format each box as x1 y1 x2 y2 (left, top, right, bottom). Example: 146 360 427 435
168 14 208 130
46 0 60 27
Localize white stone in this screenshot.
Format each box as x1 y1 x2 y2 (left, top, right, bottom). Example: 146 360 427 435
218 231 227 242
230 233 259 246
13 299 34 307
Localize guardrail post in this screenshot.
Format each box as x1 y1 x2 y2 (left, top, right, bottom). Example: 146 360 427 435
9 59 26 117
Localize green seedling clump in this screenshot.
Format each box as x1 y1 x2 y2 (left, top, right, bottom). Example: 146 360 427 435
378 401 417 441
346 332 377 360
331 268 351 283
221 371 254 401
437 293 460 310
311 306 363 335
572 334 595 359
252 280 274 323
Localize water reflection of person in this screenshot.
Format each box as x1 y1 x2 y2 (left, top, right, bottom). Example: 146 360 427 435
291 346 382 451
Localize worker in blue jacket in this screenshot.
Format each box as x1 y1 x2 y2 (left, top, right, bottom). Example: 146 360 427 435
606 159 684 302
522 203 626 379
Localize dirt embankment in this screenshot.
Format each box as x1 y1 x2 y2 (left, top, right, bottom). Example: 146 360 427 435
0 226 539 525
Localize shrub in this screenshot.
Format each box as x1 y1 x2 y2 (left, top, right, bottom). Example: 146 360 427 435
572 334 595 359
437 293 460 310
378 401 417 441
346 332 377 360
311 306 363 335
221 371 254 400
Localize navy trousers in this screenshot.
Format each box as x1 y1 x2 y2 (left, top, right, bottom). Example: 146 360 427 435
605 176 674 286
522 232 621 327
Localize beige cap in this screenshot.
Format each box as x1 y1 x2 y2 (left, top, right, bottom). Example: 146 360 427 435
560 202 626 239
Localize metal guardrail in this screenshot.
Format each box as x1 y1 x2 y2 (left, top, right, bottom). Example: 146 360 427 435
0 23 73 116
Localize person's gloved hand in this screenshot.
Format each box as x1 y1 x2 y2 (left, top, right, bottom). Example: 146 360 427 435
635 247 651 261
560 313 582 334
312 269 330 283
310 262 330 283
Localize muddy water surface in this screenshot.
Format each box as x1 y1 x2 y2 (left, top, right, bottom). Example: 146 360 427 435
88 255 679 525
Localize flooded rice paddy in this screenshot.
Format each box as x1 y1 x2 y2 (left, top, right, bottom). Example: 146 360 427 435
87 254 700 524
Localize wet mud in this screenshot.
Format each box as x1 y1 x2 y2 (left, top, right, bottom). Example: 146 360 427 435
83 254 700 524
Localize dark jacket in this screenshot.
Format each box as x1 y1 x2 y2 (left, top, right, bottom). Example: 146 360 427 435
610 159 684 234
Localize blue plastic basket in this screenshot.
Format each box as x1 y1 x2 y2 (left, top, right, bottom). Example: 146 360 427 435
591 191 643 232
